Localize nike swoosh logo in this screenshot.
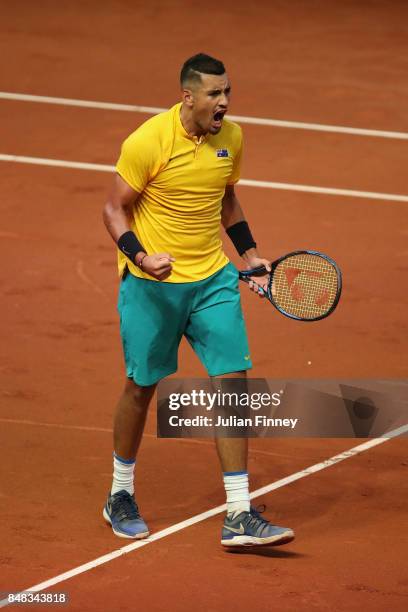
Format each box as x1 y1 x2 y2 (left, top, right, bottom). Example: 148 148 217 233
224 523 245 535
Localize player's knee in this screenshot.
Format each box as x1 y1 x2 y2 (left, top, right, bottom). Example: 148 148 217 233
124 378 156 407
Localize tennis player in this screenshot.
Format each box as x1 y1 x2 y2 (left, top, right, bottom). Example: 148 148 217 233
102 53 294 548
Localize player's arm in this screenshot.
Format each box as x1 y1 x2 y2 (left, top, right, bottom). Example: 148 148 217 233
221 184 270 295
103 174 175 280
103 173 140 244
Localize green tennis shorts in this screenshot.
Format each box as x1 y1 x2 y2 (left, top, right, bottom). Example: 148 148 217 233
118 262 252 386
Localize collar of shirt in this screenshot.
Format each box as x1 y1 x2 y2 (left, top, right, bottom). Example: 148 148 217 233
176 103 209 145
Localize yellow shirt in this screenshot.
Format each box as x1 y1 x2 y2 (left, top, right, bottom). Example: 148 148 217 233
116 102 243 282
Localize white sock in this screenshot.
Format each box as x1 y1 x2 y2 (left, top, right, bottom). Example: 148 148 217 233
223 471 250 516
111 453 135 496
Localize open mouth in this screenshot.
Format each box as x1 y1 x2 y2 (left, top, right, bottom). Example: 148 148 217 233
212 110 226 125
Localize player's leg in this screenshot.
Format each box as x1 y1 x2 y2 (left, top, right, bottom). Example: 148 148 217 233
186 262 295 547
214 428 248 472
113 378 156 461
212 371 252 534
214 373 294 548
104 378 155 539
104 272 188 539
212 370 249 507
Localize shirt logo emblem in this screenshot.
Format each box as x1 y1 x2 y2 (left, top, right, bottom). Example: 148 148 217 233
216 149 229 158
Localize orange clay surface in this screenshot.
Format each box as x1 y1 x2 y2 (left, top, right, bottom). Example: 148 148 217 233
1 2 407 611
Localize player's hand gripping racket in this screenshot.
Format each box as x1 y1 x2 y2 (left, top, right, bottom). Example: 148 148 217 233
239 251 342 321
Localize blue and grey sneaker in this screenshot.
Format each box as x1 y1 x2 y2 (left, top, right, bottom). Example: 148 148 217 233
221 506 294 548
103 490 149 539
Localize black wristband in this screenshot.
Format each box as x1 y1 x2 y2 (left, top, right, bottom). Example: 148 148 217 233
226 221 256 256
117 231 145 264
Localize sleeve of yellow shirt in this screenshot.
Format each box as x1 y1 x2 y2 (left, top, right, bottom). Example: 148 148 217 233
116 123 161 193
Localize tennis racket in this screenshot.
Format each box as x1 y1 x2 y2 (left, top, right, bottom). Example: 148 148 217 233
239 250 342 321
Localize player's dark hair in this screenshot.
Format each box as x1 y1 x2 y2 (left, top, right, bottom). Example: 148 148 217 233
180 53 225 87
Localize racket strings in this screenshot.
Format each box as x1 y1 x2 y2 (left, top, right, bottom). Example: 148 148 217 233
271 254 338 319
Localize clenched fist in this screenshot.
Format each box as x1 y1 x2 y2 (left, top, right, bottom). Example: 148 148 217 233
136 253 176 281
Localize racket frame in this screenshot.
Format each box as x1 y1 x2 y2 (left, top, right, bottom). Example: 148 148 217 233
239 250 342 322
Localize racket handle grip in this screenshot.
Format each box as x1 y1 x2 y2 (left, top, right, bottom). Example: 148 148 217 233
239 265 268 278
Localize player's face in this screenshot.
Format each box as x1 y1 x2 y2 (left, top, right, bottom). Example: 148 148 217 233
189 73 231 135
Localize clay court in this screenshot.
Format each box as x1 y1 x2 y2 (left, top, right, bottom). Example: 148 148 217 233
1 1 407 610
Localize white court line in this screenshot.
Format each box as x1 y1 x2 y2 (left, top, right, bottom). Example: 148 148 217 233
1 91 408 140
1 153 408 203
0 417 303 459
0 154 113 173
0 423 406 608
